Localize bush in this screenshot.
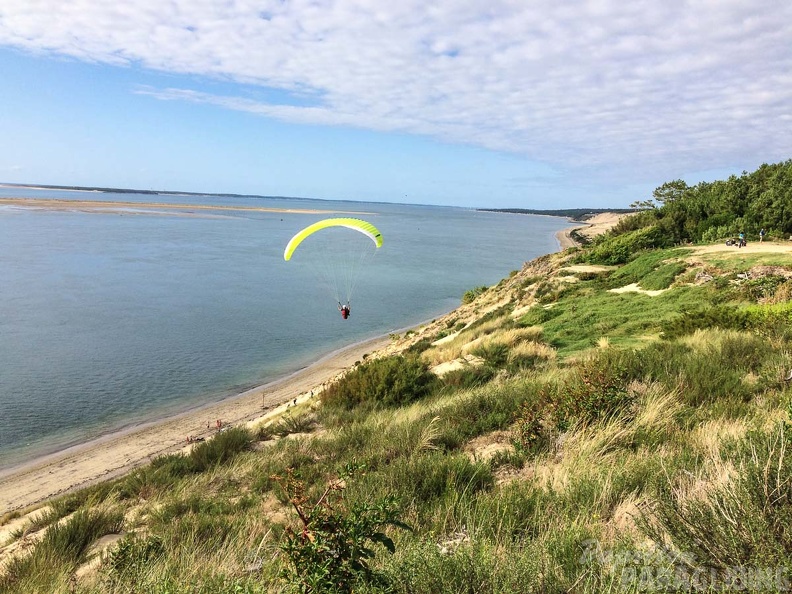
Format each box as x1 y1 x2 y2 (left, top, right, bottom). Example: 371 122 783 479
462 285 489 304
106 534 165 577
641 424 792 569
582 225 670 265
551 349 635 429
321 355 438 410
275 472 411 593
441 365 496 389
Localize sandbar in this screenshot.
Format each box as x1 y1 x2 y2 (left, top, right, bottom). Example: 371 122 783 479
0 197 369 216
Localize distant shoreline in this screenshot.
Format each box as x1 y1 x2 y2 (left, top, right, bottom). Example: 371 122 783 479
0 197 368 216
554 211 630 249
0 332 397 513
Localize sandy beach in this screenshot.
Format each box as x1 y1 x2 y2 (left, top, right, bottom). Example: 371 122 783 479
0 335 391 514
555 211 629 248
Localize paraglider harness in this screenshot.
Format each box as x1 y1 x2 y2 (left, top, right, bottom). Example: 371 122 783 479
338 302 351 319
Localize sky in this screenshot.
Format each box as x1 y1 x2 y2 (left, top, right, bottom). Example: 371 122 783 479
0 1 790 209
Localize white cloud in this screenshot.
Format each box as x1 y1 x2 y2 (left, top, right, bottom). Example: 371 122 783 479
2 0 791 180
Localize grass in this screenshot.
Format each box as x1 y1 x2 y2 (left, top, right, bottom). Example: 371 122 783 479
518 284 725 356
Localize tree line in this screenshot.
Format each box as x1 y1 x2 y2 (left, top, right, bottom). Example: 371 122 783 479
625 159 792 243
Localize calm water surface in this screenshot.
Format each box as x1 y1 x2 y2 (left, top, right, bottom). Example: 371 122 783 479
0 188 570 467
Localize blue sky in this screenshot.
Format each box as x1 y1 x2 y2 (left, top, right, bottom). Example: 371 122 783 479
0 1 790 209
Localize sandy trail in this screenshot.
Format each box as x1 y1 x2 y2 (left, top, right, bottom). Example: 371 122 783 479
0 336 389 514
689 241 792 255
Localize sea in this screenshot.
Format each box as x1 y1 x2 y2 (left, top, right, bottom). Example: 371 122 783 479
0 187 571 469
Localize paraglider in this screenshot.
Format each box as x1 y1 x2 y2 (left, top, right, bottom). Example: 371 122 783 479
284 218 382 316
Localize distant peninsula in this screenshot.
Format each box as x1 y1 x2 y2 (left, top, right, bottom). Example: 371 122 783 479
0 182 296 201
479 207 634 221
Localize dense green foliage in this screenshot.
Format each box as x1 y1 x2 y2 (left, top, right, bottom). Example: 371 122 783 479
276 472 410 593
618 159 792 245
462 285 489 304
321 355 438 410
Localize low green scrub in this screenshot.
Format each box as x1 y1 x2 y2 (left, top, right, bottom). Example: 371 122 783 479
441 365 496 389
147 427 253 480
321 355 438 410
660 305 750 339
470 342 509 367
520 285 716 356
579 225 670 265
462 285 488 304
365 452 494 507
605 248 690 288
434 381 541 451
641 424 792 569
275 472 411 594
639 261 687 290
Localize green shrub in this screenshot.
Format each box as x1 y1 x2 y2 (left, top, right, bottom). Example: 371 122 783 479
462 285 489 304
405 337 433 354
271 413 317 437
276 472 411 594
321 355 438 410
582 225 670 265
106 534 165 577
441 365 496 389
512 401 554 456
553 349 634 428
660 305 750 339
641 424 792 569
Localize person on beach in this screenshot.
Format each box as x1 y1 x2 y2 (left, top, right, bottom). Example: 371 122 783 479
338 302 351 319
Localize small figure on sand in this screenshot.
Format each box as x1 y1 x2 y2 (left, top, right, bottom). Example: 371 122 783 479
760 228 766 242
216 419 223 430
338 302 351 319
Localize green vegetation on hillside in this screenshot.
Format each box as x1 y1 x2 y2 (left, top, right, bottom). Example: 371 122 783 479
2 160 792 593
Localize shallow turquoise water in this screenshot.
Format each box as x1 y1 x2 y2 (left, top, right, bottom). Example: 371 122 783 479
0 188 569 467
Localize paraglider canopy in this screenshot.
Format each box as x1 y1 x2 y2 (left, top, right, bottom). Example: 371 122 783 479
284 218 382 261
283 217 383 310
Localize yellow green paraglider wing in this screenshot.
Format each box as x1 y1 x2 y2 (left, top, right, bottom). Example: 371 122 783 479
283 218 383 261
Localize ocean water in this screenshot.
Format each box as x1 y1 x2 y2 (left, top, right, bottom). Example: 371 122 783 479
0 188 570 468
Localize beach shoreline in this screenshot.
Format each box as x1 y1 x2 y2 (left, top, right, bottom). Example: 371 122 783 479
0 333 396 514
554 212 629 249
